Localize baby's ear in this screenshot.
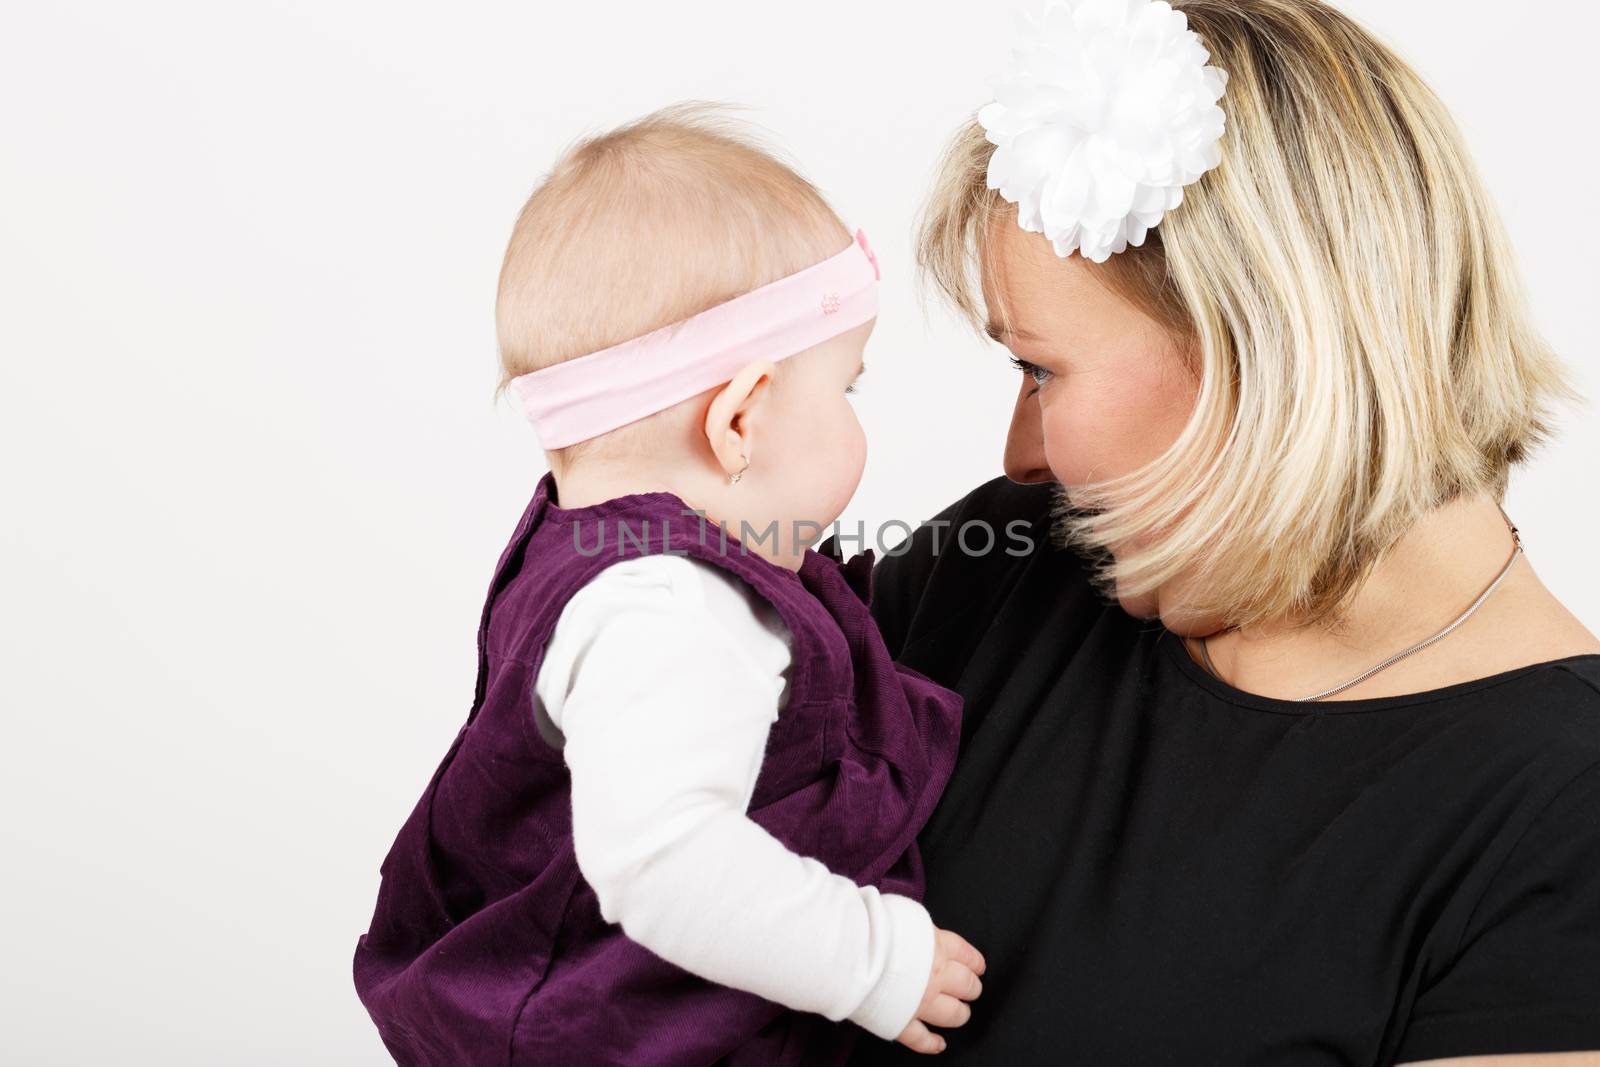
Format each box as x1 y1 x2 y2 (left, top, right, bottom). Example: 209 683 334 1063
703 360 774 475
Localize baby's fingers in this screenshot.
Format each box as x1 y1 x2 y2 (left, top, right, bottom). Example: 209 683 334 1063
895 1019 947 1055
919 992 974 1029
935 928 987 978
936 960 983 1002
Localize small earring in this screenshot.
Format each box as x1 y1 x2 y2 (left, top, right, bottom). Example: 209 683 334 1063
728 455 749 485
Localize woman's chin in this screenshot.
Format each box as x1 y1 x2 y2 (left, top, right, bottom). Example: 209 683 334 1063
1114 582 1164 623
1116 577 1222 636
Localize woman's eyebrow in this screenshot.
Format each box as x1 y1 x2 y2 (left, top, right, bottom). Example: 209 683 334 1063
985 322 1041 343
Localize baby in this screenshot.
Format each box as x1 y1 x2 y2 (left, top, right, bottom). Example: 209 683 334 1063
353 104 984 1065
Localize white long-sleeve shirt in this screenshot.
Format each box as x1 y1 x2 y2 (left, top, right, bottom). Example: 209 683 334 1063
531 553 935 1042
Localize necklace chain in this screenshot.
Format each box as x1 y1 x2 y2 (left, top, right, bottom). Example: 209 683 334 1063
1196 506 1524 702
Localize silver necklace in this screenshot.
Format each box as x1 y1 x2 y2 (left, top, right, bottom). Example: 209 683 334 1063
1196 506 1524 702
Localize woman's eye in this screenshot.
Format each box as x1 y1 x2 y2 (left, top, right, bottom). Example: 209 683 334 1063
1008 354 1053 386
844 382 859 395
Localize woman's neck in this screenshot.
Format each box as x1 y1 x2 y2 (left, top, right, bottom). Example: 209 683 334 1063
1188 491 1599 701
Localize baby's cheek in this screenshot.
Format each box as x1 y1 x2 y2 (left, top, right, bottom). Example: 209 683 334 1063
844 409 868 485
816 407 866 525
847 406 867 466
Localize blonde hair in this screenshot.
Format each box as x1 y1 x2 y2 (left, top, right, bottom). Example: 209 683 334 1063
494 103 849 463
920 0 1583 630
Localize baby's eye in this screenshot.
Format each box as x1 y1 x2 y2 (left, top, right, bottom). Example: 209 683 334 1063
845 381 859 395
1008 354 1053 386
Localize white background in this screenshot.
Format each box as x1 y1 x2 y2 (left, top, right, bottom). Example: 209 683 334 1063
3 2 1595 1062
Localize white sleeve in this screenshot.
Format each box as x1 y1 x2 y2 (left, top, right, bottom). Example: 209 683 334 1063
533 554 936 1042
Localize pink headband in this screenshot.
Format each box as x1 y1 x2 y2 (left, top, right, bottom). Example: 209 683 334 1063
509 229 881 449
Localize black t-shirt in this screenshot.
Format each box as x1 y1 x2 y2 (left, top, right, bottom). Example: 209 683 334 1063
845 476 1600 1066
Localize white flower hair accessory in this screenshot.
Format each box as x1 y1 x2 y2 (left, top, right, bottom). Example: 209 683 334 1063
978 0 1229 262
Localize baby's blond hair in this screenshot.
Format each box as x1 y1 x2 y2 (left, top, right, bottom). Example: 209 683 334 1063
495 103 850 462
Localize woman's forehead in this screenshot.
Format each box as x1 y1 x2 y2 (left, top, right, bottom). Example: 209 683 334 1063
980 226 1136 341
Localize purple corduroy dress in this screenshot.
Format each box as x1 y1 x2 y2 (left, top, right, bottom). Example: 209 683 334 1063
353 472 963 1065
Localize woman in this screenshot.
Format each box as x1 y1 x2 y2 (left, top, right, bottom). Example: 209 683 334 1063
848 1 1600 1063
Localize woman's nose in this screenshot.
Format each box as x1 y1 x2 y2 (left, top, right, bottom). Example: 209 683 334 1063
1003 377 1054 484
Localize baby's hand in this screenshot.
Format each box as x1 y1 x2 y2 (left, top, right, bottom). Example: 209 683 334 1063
895 927 986 1055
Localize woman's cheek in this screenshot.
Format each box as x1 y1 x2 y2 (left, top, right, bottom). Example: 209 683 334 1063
1039 398 1107 488
1042 370 1186 488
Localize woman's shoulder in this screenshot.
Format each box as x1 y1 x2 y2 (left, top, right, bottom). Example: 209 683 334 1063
1544 654 1600 700
1397 735 1600 1062
1398 660 1600 1061
1425 656 1600 851
1421 570 1600 737
1471 660 1600 792
1499 655 1600 752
